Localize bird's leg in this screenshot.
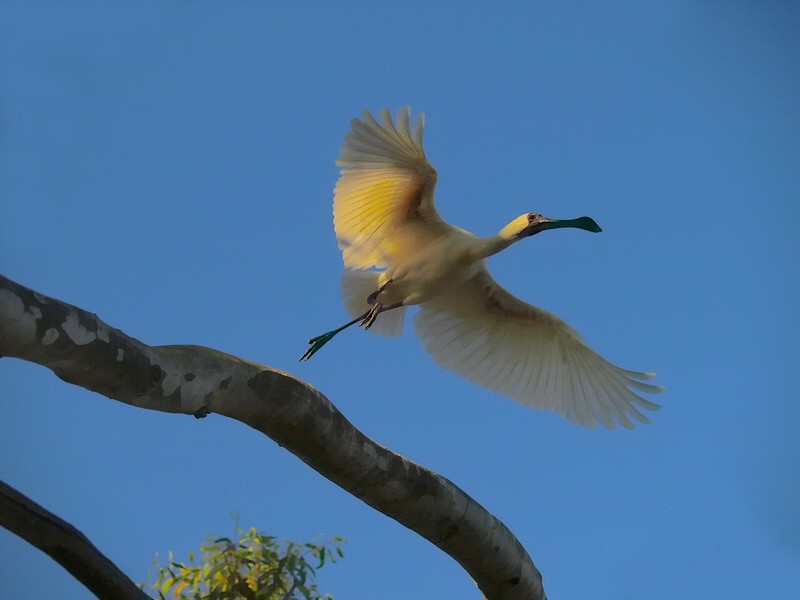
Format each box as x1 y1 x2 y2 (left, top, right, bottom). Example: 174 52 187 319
300 300 406 361
361 303 382 329
362 279 397 328
361 301 404 330
300 310 370 361
366 279 393 305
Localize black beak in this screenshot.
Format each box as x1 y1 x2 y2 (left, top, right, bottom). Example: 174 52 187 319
530 216 602 235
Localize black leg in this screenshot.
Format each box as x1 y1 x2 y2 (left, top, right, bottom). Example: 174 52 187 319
361 301 404 330
367 278 393 305
300 290 404 360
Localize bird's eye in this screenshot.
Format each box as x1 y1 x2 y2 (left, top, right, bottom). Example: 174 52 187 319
528 213 539 222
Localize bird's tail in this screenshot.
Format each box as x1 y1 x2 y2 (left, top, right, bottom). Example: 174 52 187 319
340 270 407 337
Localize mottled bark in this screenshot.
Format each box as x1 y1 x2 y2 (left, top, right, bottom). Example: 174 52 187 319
0 274 545 600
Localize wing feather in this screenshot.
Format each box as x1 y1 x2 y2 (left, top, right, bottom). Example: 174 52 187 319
414 270 664 429
571 348 623 428
334 107 447 271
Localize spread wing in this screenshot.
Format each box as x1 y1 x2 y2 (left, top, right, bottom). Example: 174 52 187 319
414 270 664 429
333 107 448 270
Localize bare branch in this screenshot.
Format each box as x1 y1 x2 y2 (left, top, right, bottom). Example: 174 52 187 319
0 479 147 600
0 274 546 600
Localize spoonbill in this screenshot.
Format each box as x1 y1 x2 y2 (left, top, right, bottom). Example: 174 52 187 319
301 107 664 429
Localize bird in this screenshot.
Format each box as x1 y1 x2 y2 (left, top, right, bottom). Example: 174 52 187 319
301 107 664 429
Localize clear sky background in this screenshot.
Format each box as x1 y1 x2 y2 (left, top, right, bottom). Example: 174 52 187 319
1 2 798 599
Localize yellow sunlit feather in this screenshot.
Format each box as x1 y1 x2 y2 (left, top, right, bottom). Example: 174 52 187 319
333 107 443 270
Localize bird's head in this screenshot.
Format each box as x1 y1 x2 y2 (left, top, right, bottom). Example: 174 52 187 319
500 212 603 240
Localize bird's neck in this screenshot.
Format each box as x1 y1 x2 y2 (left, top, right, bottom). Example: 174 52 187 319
468 235 516 262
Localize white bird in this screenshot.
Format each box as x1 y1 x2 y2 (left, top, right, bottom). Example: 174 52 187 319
301 107 664 429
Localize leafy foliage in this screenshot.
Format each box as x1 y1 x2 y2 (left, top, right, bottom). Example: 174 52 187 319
148 527 344 600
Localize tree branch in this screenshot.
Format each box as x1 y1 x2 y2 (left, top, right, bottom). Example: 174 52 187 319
0 479 147 599
0 274 545 600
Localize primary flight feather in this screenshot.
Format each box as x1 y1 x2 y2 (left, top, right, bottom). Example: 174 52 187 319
301 107 664 429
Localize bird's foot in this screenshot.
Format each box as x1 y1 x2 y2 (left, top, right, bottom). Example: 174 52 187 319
360 303 381 330
299 330 336 361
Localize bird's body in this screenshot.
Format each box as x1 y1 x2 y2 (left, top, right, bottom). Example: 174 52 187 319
303 107 664 429
376 229 484 304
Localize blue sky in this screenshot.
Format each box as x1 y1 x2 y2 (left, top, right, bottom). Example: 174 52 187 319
1 2 798 598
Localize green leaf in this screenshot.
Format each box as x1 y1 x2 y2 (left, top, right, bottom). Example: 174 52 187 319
145 524 342 599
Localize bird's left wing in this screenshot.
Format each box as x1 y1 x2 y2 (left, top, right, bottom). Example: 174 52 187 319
414 270 664 429
334 107 447 270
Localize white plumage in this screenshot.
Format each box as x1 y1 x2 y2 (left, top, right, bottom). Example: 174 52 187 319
303 107 664 429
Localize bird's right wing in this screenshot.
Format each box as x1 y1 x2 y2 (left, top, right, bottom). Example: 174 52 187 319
414 270 664 429
334 107 448 270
